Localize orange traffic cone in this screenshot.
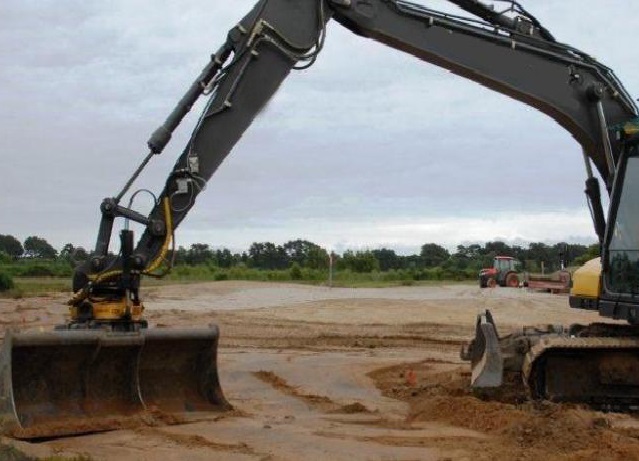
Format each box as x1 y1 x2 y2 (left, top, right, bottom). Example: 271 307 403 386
406 368 417 387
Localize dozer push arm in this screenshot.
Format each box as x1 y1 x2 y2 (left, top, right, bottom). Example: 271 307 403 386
75 0 637 325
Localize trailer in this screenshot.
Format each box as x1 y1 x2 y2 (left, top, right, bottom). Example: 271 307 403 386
524 270 571 294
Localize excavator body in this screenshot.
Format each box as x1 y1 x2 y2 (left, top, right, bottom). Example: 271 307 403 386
569 257 602 310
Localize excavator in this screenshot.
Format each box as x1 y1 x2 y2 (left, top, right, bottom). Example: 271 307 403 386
3 0 639 438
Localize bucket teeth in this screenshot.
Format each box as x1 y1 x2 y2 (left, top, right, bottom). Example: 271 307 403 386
0 326 229 439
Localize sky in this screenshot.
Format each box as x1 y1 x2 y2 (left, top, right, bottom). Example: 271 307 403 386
1 0 638 255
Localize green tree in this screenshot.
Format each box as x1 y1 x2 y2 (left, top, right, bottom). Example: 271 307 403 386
372 248 401 271
306 245 329 270
456 244 483 259
186 243 214 265
340 250 379 273
172 246 188 265
24 236 57 259
484 241 514 257
215 249 234 268
420 243 449 268
445 252 469 270
0 252 11 264
60 243 75 260
0 234 24 259
59 243 89 264
248 242 289 269
290 262 303 280
525 242 556 272
0 271 14 292
283 239 328 268
573 243 600 266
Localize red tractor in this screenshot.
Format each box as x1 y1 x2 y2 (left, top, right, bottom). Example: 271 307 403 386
479 256 521 288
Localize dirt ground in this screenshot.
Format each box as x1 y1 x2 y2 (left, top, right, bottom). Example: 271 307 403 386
3 281 639 461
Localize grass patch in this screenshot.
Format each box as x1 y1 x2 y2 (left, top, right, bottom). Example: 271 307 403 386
0 277 72 298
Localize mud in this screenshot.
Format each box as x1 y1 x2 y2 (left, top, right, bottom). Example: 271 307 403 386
1 281 639 460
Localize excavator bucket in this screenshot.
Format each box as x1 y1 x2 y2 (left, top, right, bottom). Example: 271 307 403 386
0 326 229 439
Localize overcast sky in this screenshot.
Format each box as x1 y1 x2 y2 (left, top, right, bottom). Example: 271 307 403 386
2 1 639 255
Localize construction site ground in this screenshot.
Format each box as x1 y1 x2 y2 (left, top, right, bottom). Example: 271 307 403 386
4 281 639 461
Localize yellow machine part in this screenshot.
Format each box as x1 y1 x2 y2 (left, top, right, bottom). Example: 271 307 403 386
70 299 144 322
570 257 601 300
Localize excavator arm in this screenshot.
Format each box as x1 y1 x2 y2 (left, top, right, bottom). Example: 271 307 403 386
79 0 636 310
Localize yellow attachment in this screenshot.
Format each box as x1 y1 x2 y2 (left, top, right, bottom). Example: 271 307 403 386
70 298 144 322
143 197 173 275
621 119 639 136
91 270 123 285
570 257 601 300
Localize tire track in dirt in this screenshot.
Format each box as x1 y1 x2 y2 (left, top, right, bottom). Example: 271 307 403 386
222 335 464 351
313 430 489 451
133 426 261 457
216 316 470 352
252 371 371 415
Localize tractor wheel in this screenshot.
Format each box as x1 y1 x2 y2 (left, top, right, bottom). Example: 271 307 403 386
505 272 519 288
486 278 497 288
479 277 487 288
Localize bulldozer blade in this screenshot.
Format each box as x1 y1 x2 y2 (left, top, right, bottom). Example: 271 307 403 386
0 326 229 439
462 310 504 388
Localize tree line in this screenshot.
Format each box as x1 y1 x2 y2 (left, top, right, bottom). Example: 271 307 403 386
0 233 598 275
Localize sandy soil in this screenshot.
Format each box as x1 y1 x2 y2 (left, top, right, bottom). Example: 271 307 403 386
2 281 639 460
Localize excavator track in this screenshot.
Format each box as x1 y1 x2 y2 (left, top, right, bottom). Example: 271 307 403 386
524 336 639 411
